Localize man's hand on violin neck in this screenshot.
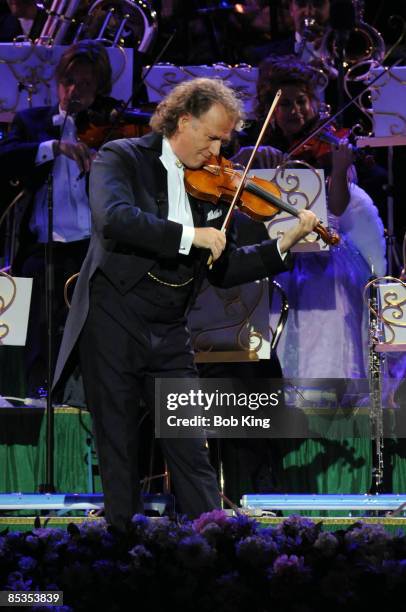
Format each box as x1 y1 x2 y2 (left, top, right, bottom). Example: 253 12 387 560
193 227 226 262
277 209 319 253
53 140 95 174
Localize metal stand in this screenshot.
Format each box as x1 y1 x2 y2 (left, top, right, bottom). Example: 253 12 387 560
41 173 56 494
367 276 384 492
41 110 73 494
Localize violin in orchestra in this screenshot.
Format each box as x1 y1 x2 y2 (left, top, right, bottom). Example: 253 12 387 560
286 116 362 168
184 154 340 247
75 98 152 149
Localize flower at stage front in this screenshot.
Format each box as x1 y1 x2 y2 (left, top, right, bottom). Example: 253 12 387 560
276 515 317 537
199 521 223 544
313 531 339 557
18 556 37 572
43 551 60 564
272 554 308 576
130 514 150 531
24 535 40 550
78 520 108 538
344 522 390 554
31 528 68 543
193 509 230 532
5 570 33 591
226 513 258 538
128 544 154 569
2 515 406 609
143 516 194 549
176 534 215 569
235 535 278 567
3 531 24 554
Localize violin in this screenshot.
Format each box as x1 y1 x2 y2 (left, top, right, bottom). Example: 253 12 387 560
289 124 351 168
76 103 152 149
184 155 340 246
286 117 371 170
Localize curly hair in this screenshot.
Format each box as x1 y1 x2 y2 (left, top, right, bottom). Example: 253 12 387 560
150 77 245 137
256 55 321 122
55 40 112 96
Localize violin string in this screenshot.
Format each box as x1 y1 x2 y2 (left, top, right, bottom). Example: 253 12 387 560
223 165 300 218
245 181 299 218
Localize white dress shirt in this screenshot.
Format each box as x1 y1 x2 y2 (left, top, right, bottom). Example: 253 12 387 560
30 108 91 243
18 18 34 36
160 137 195 255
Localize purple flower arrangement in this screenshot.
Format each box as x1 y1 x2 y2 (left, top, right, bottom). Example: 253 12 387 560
0 512 406 611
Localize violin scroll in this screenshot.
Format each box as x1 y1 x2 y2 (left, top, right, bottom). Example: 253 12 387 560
313 222 340 246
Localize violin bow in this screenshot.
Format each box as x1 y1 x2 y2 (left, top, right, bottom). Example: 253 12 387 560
207 89 282 268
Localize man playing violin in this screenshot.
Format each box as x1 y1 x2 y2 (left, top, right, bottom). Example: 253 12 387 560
54 77 319 533
0 40 114 399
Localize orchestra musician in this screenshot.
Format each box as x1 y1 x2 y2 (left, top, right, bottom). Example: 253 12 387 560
0 40 115 399
245 0 331 65
53 77 320 532
233 57 387 379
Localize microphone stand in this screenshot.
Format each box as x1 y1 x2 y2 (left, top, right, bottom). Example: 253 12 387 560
40 108 72 494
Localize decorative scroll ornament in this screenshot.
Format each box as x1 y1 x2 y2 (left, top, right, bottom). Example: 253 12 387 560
0 270 17 344
192 279 267 355
319 0 385 67
343 11 406 136
363 277 406 344
0 45 129 114
266 160 324 245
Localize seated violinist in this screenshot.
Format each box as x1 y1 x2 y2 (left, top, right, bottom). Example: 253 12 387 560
0 39 116 399
233 57 387 379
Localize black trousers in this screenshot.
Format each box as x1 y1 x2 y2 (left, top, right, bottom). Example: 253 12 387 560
79 271 220 532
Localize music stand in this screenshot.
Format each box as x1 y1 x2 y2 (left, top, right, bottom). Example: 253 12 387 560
0 272 32 346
